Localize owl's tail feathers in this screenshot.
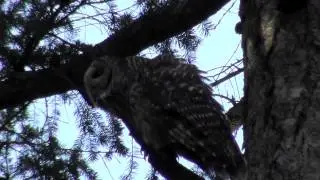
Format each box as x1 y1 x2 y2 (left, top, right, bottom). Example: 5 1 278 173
207 168 230 180
206 153 247 180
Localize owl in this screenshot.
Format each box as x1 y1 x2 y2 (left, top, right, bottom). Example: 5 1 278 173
83 55 245 180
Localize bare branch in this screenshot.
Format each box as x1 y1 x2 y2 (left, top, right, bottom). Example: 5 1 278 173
210 67 244 87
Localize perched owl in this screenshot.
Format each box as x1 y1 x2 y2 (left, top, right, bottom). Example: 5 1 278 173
83 55 245 180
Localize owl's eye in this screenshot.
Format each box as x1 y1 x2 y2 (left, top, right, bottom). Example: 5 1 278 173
91 66 104 79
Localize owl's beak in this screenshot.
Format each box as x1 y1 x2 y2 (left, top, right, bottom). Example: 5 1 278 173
84 89 99 107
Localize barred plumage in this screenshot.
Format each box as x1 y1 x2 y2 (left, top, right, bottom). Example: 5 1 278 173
83 55 245 180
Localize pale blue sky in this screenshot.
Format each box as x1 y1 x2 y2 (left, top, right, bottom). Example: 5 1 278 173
33 1 244 179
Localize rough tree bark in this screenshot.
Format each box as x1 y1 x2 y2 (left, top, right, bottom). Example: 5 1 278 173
240 0 320 179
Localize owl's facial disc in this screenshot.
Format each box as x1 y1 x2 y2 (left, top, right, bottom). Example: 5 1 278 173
84 60 113 106
91 65 104 79
97 67 113 100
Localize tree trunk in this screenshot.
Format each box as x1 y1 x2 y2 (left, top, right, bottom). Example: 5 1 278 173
241 0 320 179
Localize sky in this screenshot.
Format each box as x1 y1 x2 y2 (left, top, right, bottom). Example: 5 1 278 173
34 1 244 179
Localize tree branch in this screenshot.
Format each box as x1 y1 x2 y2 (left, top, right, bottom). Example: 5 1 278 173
0 0 230 109
92 0 230 57
0 70 73 109
210 68 244 87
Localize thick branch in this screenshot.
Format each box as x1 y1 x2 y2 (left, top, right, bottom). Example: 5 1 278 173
0 70 72 109
0 0 229 109
92 0 230 57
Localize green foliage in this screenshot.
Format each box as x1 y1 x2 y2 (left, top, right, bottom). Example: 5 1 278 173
0 105 97 179
16 137 97 179
73 97 128 161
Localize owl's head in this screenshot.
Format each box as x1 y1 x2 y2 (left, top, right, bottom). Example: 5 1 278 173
83 56 123 107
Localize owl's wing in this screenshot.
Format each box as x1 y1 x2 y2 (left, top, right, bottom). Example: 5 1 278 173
127 82 206 180
141 61 244 178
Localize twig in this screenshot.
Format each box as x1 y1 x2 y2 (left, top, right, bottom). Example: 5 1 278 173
210 68 244 87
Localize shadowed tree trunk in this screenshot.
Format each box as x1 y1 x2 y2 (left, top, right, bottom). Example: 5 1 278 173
240 0 320 179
